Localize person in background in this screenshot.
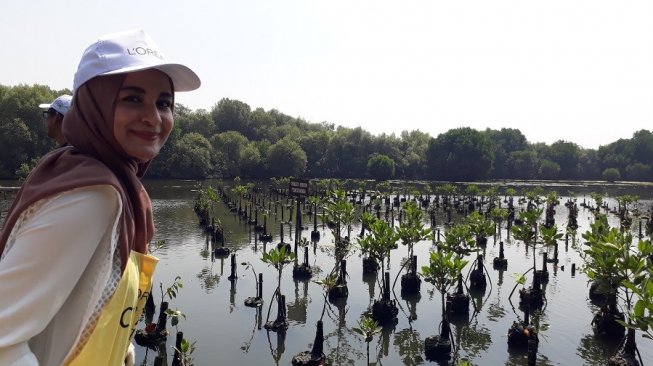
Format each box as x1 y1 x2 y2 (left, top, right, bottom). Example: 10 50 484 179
39 94 72 146
0 29 200 366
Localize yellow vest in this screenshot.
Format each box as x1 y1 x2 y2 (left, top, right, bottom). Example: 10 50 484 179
67 251 158 366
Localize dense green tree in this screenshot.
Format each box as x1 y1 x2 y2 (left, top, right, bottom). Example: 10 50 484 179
602 168 621 182
625 163 651 182
538 159 561 180
2 83 653 182
598 139 631 173
321 127 373 178
239 142 264 178
0 118 34 177
266 138 307 177
249 107 277 141
546 140 582 179
367 153 395 181
177 108 214 138
210 131 249 177
627 130 653 166
300 130 332 177
165 133 212 178
506 150 539 179
484 128 528 179
425 127 494 181
211 98 251 135
578 149 602 180
399 130 429 178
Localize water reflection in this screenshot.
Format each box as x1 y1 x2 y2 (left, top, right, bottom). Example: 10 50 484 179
115 180 653 365
266 329 286 365
287 280 309 324
324 299 361 365
576 333 621 366
196 264 220 292
393 327 424 365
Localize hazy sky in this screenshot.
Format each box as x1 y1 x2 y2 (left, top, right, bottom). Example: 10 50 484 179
2 0 652 149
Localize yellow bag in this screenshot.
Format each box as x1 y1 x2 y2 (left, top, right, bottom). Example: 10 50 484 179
67 251 158 366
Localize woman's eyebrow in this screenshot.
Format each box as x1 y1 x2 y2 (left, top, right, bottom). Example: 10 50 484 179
159 92 173 98
119 86 145 94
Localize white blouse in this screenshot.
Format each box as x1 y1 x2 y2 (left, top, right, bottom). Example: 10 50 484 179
0 185 122 366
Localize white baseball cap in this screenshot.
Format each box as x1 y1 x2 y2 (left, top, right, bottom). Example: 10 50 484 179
39 94 73 116
73 29 201 93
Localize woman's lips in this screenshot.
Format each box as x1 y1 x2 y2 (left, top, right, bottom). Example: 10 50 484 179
131 131 159 141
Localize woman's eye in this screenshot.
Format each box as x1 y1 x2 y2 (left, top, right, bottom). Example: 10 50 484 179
157 100 172 109
122 95 142 103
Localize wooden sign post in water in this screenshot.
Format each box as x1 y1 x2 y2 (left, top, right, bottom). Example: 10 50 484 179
289 179 309 254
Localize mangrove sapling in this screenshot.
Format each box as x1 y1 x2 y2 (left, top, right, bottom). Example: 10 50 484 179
172 338 197 366
581 215 627 337
144 276 196 366
606 237 652 366
261 246 296 332
324 189 357 246
615 194 639 230
511 208 547 308
135 276 182 351
543 191 559 229
439 223 476 315
307 195 322 241
535 225 563 284
621 242 653 342
490 207 509 239
290 274 338 366
421 250 468 361
359 213 380 274
396 201 432 295
359 217 400 324
352 315 382 366
242 261 264 307
465 212 494 247
464 212 494 293
293 237 313 279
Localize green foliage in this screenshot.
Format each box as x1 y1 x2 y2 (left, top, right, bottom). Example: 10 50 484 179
425 127 494 181
352 315 382 343
2 83 653 181
589 192 604 209
358 217 399 263
164 276 184 301
602 167 621 182
367 153 395 180
421 250 469 295
324 189 357 244
539 225 563 247
490 208 509 224
440 224 476 257
397 201 432 257
465 211 494 242
582 215 653 339
172 338 197 366
165 308 186 328
267 138 308 177
511 209 542 246
261 245 296 271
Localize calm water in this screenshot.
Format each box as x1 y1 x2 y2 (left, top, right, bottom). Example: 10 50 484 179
1 179 653 365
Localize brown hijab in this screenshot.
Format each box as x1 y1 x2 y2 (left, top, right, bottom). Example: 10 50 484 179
0 74 157 272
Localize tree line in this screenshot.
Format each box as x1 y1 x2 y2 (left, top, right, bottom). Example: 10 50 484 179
2 83 652 182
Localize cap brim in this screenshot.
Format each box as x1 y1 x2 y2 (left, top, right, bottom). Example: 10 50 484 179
100 63 201 92
39 103 51 109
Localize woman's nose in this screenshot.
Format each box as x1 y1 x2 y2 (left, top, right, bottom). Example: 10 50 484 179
141 103 162 126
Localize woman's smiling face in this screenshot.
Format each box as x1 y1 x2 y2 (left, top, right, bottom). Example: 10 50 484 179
113 69 174 163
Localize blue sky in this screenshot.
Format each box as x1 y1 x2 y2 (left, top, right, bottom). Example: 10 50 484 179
2 0 652 149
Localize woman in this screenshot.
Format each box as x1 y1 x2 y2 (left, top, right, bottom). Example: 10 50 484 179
0 30 200 365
